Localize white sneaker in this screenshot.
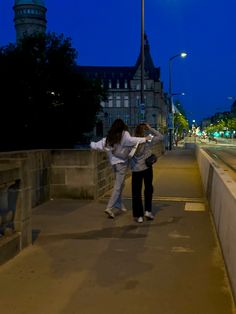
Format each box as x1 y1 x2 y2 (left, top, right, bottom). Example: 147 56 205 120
121 206 127 212
137 217 144 223
145 211 154 220
104 208 115 219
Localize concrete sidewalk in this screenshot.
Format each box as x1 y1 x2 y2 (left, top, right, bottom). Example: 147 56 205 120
0 147 235 314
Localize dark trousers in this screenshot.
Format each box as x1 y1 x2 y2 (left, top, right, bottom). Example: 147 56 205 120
131 167 153 218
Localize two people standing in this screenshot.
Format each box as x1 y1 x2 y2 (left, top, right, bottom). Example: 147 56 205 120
90 119 152 218
90 119 163 222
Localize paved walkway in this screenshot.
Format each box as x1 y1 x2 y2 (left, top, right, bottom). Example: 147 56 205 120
0 146 235 314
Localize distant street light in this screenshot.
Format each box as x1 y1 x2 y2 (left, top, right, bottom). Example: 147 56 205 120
168 52 188 150
171 92 186 96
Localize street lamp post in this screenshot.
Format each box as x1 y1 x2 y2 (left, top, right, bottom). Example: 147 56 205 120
140 0 145 122
168 52 187 150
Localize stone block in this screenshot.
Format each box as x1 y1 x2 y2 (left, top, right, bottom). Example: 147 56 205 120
14 217 32 248
0 232 21 265
50 184 95 199
50 167 66 184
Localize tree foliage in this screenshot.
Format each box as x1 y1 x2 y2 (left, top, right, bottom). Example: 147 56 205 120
173 101 189 136
205 117 236 136
174 113 189 135
0 32 106 150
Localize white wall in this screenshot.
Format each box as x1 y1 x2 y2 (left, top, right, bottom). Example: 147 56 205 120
196 146 236 301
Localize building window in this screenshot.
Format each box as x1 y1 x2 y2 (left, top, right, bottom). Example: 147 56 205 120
108 80 112 89
124 114 130 124
116 80 120 89
136 84 140 90
124 80 128 89
108 96 113 107
116 96 121 107
136 96 140 107
124 96 129 107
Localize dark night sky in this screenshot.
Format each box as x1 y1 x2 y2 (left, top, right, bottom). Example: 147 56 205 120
1 0 236 124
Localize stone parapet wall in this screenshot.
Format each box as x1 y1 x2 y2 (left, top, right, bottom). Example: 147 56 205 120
0 143 164 204
0 159 32 256
50 149 114 200
0 150 51 208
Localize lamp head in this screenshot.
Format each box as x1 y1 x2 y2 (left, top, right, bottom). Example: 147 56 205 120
180 52 187 58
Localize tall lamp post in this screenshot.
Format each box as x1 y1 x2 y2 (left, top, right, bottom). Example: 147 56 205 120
168 52 187 150
140 0 145 122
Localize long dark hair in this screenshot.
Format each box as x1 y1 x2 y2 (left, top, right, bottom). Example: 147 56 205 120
106 119 128 147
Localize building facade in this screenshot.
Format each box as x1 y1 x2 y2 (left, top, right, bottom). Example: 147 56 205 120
79 37 168 137
13 0 47 43
12 2 168 137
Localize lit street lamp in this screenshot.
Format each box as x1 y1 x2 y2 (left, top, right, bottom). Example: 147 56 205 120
168 52 187 150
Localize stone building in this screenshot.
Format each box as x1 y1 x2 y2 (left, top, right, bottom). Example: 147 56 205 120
12 1 168 137
13 0 47 43
78 36 168 137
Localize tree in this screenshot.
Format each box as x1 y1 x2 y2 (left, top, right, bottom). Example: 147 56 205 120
0 32 106 150
174 113 189 135
173 101 189 141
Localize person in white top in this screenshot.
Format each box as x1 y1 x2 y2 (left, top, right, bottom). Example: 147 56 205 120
90 118 151 218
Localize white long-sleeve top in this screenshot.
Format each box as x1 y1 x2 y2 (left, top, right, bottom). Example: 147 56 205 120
90 131 147 165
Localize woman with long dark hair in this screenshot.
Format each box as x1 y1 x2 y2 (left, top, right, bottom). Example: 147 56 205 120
91 118 151 218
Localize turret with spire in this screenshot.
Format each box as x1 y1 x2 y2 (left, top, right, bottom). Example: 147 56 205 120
135 33 160 80
13 0 47 43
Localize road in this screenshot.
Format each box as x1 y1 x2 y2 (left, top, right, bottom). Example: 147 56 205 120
199 137 236 181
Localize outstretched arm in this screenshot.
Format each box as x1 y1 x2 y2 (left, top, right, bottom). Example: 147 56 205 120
122 131 152 146
90 138 108 151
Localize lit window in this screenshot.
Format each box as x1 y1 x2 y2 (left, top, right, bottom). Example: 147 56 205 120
124 114 130 124
108 80 112 89
136 96 140 106
116 96 121 107
108 96 113 107
136 84 140 90
124 96 129 107
124 80 128 88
